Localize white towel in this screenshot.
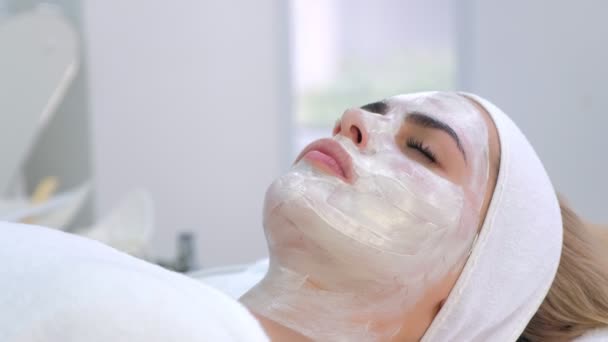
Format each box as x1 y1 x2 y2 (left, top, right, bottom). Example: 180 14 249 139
0 222 268 342
422 94 564 341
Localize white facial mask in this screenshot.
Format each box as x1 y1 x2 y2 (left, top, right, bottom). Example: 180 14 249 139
242 92 489 341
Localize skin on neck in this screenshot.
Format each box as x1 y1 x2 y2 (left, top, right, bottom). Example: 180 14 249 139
243 264 463 341
252 313 312 342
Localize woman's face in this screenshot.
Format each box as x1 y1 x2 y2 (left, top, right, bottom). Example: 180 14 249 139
259 92 499 339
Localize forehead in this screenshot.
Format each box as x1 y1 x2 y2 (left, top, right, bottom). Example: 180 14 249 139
383 92 487 140
386 92 477 118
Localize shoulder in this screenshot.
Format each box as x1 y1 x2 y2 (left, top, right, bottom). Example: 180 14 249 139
0 222 268 342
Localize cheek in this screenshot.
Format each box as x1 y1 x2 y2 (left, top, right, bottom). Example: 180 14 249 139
385 157 432 184
450 188 484 244
387 157 412 174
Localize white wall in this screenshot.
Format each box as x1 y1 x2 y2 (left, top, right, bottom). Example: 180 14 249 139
4 1 95 227
84 1 290 267
459 0 608 222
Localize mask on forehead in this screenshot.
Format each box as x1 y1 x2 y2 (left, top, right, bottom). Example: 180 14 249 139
242 92 490 341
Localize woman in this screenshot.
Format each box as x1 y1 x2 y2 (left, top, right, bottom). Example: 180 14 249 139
1 92 606 341
240 91 608 341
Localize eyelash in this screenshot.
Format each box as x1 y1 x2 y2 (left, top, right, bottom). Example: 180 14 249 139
406 137 437 163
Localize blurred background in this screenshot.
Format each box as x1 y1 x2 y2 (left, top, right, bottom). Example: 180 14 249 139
0 0 606 269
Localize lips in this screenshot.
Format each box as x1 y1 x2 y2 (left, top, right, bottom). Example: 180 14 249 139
295 138 355 183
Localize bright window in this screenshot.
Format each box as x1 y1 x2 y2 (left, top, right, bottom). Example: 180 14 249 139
290 0 456 152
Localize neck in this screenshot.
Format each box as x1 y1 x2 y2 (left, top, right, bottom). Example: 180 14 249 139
250 312 312 342
240 265 404 341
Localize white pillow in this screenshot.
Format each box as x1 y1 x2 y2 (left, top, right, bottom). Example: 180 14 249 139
191 259 269 299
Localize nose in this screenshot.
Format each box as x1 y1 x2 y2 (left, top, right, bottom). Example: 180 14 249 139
333 108 369 148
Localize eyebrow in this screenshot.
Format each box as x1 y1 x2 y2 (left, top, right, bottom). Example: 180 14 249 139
407 112 467 162
360 101 388 115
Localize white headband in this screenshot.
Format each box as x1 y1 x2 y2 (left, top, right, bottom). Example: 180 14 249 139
422 93 563 341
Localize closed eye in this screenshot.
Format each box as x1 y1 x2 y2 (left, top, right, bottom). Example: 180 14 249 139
406 137 437 164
